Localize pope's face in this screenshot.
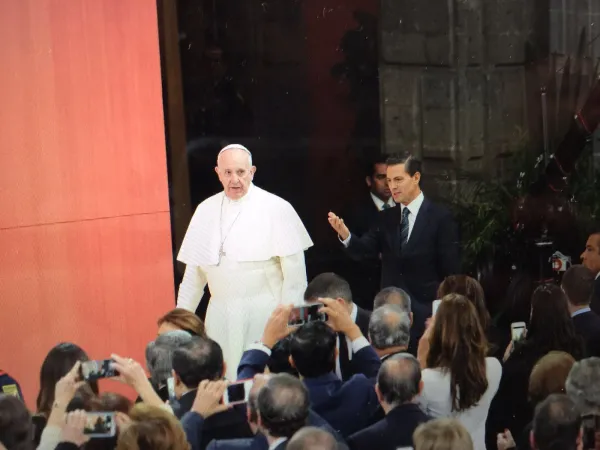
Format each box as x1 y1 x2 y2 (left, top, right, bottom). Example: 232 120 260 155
215 149 256 200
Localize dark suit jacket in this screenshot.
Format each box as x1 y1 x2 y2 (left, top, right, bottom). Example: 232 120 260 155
206 410 344 450
179 390 253 450
355 306 371 336
591 277 600 316
347 403 430 450
237 344 381 439
573 309 600 357
345 198 460 332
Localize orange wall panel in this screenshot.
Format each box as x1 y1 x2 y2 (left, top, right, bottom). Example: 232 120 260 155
0 0 175 409
0 0 170 228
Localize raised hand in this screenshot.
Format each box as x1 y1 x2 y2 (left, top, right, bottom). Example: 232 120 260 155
327 212 350 241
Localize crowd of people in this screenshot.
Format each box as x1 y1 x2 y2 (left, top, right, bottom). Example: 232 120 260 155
2 247 600 450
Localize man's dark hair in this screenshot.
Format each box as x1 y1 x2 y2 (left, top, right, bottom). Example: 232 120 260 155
0 395 34 450
533 394 582 450
304 273 353 304
373 286 411 312
287 427 338 450
562 265 595 307
290 321 336 378
364 154 389 178
385 153 422 177
267 335 299 377
377 353 421 406
257 374 309 439
172 337 224 387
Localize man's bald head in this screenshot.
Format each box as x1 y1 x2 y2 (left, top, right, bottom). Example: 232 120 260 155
215 144 256 200
376 353 422 407
373 286 411 313
287 427 338 450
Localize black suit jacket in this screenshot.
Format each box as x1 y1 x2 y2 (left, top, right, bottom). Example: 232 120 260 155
355 306 371 336
591 277 600 315
573 310 600 357
347 403 430 450
178 389 253 450
345 197 460 330
339 306 372 381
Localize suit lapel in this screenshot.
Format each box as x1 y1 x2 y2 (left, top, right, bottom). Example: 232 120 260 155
402 198 431 254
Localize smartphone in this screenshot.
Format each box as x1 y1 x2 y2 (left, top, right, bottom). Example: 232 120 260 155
223 379 253 405
80 360 119 381
167 377 176 404
581 414 600 449
511 322 526 342
432 300 442 316
288 304 328 327
83 412 116 437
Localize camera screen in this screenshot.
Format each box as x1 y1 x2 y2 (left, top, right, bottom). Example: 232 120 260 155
227 383 247 403
81 360 118 381
84 413 114 435
288 304 327 326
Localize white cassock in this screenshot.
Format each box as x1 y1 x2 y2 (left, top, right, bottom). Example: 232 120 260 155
176 183 313 379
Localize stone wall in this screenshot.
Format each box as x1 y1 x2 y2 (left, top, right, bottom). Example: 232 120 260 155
379 0 547 194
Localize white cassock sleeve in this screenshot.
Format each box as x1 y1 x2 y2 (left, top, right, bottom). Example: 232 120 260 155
279 251 308 305
176 265 208 312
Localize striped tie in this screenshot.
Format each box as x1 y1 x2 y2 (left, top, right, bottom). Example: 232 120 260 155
400 207 410 244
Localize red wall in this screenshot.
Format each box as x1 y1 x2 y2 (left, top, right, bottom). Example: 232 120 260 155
0 0 174 407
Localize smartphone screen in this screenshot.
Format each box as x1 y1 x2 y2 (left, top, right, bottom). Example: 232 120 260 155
432 300 442 316
84 412 116 437
288 304 328 326
224 380 253 405
511 322 526 342
80 360 119 381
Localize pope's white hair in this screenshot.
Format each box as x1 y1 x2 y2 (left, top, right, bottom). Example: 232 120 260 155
217 144 253 166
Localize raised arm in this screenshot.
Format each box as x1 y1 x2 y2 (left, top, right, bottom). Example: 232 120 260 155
176 265 208 312
328 212 381 261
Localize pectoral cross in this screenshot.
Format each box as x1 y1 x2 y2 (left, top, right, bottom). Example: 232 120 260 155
218 243 226 265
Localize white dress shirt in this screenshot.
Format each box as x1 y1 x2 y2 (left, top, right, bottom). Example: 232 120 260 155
335 303 358 379
268 437 287 450
370 193 396 211
342 191 424 246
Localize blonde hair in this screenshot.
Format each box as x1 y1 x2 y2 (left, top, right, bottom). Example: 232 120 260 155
117 404 190 450
528 351 575 406
413 418 473 450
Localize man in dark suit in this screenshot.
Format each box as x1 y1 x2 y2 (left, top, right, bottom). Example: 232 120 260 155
172 337 253 449
304 273 371 381
237 301 381 438
206 373 344 450
328 153 461 337
581 231 600 314
347 353 430 450
561 264 600 357
341 156 395 308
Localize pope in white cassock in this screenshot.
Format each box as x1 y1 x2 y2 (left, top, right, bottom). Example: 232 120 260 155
176 144 313 379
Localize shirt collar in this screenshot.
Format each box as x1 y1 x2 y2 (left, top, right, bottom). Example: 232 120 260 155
596 272 600 280
268 437 287 450
350 303 358 322
370 193 395 211
400 191 424 216
572 307 591 317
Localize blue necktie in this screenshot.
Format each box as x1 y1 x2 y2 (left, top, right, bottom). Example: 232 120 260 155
400 208 410 245
381 203 391 210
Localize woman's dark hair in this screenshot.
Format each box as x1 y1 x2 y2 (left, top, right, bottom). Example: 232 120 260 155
427 294 489 412
36 342 98 416
522 284 584 359
0 395 34 450
437 275 490 330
